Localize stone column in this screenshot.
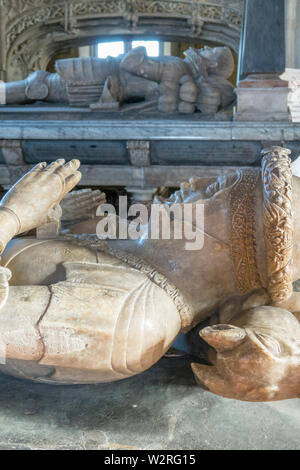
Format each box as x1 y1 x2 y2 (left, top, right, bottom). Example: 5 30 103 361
0 3 6 81
281 68 300 122
286 0 300 69
235 0 290 121
283 0 300 122
126 187 157 225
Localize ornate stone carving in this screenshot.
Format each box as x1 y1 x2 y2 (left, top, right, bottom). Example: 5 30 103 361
261 146 294 303
188 14 204 38
230 168 262 294
133 0 190 15
223 8 243 27
6 6 65 49
5 0 243 50
3 0 243 81
72 0 124 17
127 140 151 167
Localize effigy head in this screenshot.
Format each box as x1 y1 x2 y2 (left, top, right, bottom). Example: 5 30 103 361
199 46 234 78
184 46 234 79
192 306 300 401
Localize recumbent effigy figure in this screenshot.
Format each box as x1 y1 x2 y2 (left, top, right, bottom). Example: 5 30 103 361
4 46 235 114
0 146 299 402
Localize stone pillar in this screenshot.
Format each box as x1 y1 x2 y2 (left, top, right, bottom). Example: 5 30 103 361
126 187 157 205
286 0 300 69
281 68 300 122
0 4 6 82
235 0 290 121
283 1 300 122
126 187 157 225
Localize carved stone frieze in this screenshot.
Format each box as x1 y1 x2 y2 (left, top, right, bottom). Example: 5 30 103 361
71 0 124 16
6 1 243 49
6 5 65 49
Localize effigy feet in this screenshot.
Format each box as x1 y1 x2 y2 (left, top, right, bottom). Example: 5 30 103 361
192 306 300 401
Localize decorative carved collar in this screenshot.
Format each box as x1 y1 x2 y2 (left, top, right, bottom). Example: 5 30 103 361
261 146 293 303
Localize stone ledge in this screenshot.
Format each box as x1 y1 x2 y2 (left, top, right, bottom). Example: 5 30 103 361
0 120 299 141
0 164 248 188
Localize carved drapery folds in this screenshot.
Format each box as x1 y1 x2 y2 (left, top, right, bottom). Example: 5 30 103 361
0 0 243 81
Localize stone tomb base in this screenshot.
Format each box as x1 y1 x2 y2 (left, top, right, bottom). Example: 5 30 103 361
0 107 299 190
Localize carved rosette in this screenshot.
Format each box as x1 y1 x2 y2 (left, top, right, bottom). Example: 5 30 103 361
230 168 262 294
261 147 293 303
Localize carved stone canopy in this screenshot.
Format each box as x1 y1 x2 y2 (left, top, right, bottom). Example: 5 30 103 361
0 0 243 81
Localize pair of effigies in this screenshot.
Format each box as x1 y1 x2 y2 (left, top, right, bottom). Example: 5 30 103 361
0 146 299 402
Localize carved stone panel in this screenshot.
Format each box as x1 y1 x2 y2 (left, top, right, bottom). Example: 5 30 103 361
127 140 151 167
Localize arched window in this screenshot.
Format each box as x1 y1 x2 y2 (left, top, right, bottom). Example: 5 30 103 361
98 41 125 58
131 40 160 57
97 39 161 58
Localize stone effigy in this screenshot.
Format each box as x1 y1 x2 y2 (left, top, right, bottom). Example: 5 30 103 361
3 46 235 114
0 147 298 402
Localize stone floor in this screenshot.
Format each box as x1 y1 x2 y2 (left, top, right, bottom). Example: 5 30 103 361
0 356 298 450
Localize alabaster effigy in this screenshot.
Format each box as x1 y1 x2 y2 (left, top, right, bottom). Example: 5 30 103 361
4 45 235 114
0 146 299 402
